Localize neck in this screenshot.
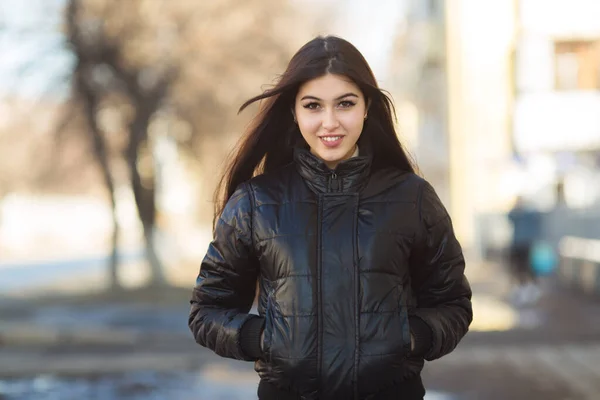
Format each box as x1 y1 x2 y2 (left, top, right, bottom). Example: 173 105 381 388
322 145 359 170
293 146 372 194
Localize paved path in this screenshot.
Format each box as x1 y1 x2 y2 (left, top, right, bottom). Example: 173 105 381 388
1 259 599 399
2 339 599 399
425 342 600 400
0 360 457 400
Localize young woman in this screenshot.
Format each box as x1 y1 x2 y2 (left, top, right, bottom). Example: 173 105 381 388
189 35 472 400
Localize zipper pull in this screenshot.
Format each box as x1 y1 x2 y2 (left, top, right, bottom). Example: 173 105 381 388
330 172 339 191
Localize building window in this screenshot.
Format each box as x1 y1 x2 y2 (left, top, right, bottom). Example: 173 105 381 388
554 40 600 90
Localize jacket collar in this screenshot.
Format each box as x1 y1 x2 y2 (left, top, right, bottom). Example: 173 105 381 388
293 147 372 194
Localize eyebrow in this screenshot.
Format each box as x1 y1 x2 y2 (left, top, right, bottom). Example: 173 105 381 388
300 93 359 101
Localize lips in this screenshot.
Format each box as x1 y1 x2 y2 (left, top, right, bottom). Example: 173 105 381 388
319 135 344 148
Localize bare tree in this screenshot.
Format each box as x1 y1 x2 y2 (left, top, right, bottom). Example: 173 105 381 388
59 0 319 289
64 0 171 287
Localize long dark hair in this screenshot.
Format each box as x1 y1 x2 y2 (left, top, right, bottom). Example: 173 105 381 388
214 35 416 225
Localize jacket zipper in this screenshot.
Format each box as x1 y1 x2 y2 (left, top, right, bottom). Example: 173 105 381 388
316 196 324 395
329 172 339 192
352 196 360 400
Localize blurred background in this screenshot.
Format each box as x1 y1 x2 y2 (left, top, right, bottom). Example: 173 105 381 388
1 0 599 399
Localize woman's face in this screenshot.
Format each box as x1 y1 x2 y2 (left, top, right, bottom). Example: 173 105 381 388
294 74 367 169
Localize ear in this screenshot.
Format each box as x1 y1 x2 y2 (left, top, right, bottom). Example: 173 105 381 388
364 98 372 119
291 108 297 123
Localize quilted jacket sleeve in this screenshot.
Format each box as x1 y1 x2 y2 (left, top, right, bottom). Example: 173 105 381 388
409 180 473 361
188 182 261 361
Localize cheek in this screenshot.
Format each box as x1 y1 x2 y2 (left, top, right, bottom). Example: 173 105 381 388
297 115 320 135
341 114 365 135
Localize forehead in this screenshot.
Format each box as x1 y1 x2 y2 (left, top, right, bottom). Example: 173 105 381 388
296 74 362 99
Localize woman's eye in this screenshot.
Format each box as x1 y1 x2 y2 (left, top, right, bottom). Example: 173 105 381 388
339 100 355 108
303 102 320 110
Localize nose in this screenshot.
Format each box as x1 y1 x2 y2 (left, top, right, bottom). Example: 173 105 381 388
322 109 340 131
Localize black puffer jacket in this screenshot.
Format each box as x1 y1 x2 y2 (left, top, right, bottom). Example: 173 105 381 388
189 148 472 400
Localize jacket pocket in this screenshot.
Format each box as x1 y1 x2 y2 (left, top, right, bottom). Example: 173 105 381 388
403 305 413 358
262 291 275 362
396 286 412 357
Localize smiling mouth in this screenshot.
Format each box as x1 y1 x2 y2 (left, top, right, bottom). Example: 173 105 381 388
319 136 344 148
320 136 343 142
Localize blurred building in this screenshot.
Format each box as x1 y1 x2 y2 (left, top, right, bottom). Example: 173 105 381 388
388 0 450 207
391 0 516 255
514 0 600 210
392 0 600 265
513 0 600 295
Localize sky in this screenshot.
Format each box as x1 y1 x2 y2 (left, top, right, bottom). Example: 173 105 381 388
338 0 406 83
0 0 405 99
0 0 73 99
296 0 406 82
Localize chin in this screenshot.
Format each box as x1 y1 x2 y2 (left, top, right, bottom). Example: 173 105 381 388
316 152 343 163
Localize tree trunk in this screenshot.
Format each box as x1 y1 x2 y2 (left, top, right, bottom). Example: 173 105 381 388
143 223 165 287
127 107 167 287
108 200 120 291
77 68 122 291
